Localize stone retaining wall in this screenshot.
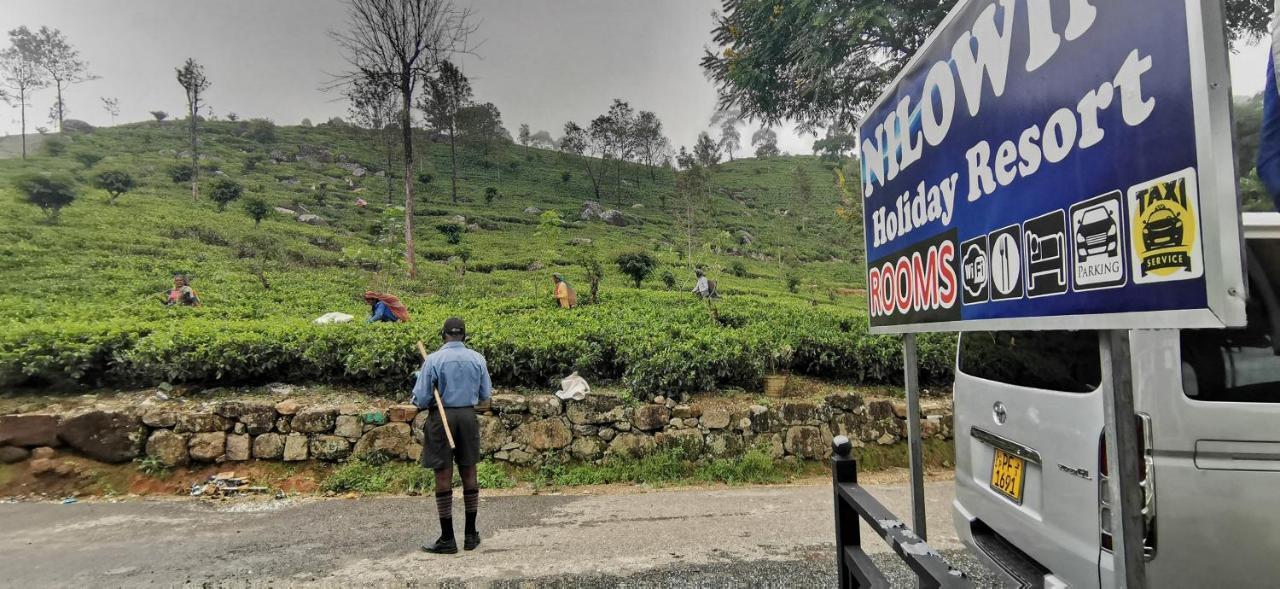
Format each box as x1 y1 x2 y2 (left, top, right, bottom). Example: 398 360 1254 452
0 393 953 469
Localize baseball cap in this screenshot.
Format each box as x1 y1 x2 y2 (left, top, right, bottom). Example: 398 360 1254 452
441 317 466 337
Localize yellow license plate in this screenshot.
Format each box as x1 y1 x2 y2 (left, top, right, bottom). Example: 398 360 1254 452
990 448 1026 504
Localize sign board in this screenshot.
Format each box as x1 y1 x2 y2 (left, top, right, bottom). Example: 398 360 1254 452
857 0 1246 333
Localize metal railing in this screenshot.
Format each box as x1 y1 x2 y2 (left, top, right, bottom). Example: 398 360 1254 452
832 435 971 588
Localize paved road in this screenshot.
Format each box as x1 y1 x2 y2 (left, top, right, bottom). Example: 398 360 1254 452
0 480 997 587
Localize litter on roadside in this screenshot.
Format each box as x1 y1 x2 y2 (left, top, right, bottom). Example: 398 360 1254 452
60 497 78 505
555 372 590 401
189 472 269 498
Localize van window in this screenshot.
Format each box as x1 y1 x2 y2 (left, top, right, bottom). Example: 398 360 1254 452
1181 285 1280 403
958 331 1101 393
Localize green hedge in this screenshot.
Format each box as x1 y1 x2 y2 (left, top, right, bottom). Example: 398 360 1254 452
0 292 955 394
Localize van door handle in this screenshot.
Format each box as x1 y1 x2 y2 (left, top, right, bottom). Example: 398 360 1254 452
1194 440 1280 471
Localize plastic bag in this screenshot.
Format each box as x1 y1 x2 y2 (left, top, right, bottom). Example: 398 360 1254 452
314 312 355 325
555 372 590 401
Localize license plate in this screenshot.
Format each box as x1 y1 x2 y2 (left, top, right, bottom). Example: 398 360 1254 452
990 448 1026 504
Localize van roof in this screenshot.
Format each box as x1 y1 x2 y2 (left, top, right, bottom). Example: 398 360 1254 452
1244 212 1280 240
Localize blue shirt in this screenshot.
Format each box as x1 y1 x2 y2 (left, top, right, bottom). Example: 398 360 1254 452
412 341 493 409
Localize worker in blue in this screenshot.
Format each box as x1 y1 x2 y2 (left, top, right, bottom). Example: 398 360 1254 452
412 317 493 554
1259 2 1280 211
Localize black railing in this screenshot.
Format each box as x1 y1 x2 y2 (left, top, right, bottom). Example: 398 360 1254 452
832 435 971 588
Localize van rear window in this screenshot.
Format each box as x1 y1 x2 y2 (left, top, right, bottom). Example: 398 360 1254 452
958 331 1101 393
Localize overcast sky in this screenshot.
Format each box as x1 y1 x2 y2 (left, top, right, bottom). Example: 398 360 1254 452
0 0 1272 157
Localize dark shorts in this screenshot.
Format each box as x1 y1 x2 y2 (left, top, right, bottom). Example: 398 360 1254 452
420 406 481 470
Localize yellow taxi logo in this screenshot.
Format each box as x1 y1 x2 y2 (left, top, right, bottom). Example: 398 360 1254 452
1128 168 1203 284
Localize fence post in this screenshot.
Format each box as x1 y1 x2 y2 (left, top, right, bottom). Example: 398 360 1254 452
833 435 858 588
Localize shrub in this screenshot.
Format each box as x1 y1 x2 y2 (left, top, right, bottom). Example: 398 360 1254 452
14 172 77 221
728 261 747 277
300 118 313 128
786 274 800 293
169 163 194 184
242 154 266 172
436 222 464 245
73 151 104 169
661 271 676 290
616 252 657 288
243 197 270 226
93 170 136 204
484 186 498 205
209 178 244 211
247 118 276 143
561 170 571 183
42 137 68 157
418 172 433 185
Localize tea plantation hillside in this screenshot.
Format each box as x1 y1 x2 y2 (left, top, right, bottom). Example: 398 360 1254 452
0 120 954 395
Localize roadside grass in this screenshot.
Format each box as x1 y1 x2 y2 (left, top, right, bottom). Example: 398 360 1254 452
0 464 13 487
853 438 955 471
320 458 514 494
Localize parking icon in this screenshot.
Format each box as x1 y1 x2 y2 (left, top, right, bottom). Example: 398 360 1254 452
961 236 989 305
1022 210 1069 298
988 225 1023 301
1070 191 1126 290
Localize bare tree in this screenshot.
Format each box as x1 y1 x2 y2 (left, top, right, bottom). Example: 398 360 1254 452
418 60 471 203
33 27 94 132
100 96 119 126
330 0 476 279
176 58 210 201
346 73 401 204
0 27 47 159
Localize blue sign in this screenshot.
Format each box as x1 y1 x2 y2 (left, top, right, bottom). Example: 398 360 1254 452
859 0 1245 333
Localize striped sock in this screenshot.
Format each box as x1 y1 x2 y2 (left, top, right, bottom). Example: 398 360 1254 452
436 490 454 541
464 489 479 534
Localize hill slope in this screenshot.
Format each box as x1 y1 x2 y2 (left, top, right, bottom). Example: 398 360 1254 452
0 121 951 395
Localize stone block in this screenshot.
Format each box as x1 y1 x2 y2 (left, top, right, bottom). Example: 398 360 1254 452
188 432 226 462
253 433 286 460
566 395 625 425
783 426 824 459
0 446 30 464
352 423 413 460
387 405 418 423
825 392 865 412
225 434 251 461
490 394 527 414
706 432 744 457
146 430 189 467
310 435 351 461
291 408 337 433
514 418 572 451
335 415 363 439
608 433 655 458
174 412 229 434
659 429 705 454
778 402 821 425
0 415 60 447
275 399 301 415
238 405 278 435
283 434 308 461
569 436 605 461
59 411 146 463
141 409 176 428
527 395 562 418
32 447 56 459
700 406 732 430
632 405 670 432
671 405 701 419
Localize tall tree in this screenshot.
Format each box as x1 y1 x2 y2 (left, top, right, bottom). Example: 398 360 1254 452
331 0 476 279
561 121 604 200
711 110 741 161
346 73 401 204
419 60 472 204
702 0 1271 132
176 58 210 201
634 110 669 182
456 101 507 156
751 127 779 158
603 99 635 200
675 160 711 264
100 96 119 126
693 131 720 167
0 27 46 159
33 27 94 133
812 128 858 162
518 123 531 157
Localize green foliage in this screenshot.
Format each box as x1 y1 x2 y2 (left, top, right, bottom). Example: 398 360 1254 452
42 137 69 157
728 261 747 277
242 154 266 173
73 151 104 169
321 459 434 494
436 221 464 244
246 118 277 143
208 178 244 211
616 252 657 288
134 455 171 478
92 169 136 204
660 270 676 290
14 172 77 221
169 163 194 183
484 186 498 205
243 197 270 226
786 274 800 293
560 170 571 183
477 460 515 489
541 443 794 487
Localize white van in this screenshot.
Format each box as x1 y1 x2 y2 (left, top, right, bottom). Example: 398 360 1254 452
952 213 1280 588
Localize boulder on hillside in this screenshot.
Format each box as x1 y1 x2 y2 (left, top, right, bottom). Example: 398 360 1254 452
524 207 542 215
146 430 189 467
0 415 61 448
273 207 298 217
600 209 630 227
59 412 145 463
567 238 594 246
580 201 604 221
297 214 327 226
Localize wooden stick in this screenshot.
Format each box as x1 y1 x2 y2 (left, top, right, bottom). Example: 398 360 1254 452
417 341 456 449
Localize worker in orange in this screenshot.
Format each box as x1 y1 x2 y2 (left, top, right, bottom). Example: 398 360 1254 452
552 274 577 309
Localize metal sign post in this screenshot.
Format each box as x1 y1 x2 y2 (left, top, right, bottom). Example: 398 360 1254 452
1099 331 1147 588
903 334 927 541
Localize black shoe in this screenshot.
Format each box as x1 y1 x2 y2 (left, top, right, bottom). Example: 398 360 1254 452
464 532 481 551
421 537 458 554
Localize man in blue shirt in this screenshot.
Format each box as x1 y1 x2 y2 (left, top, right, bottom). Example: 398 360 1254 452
413 317 492 554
